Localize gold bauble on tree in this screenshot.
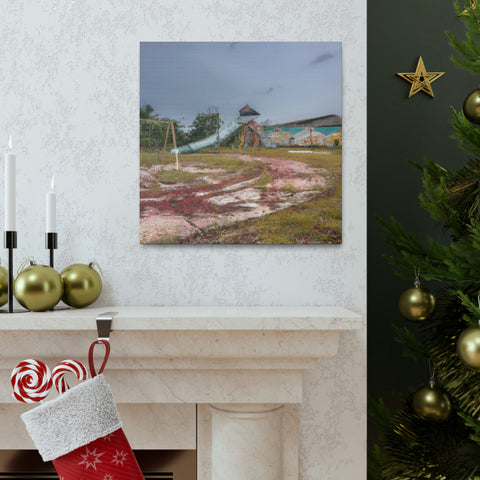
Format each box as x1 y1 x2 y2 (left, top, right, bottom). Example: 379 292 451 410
412 382 452 422
398 272 436 322
14 261 63 311
60 262 102 308
457 326 480 369
0 264 8 307
463 88 480 124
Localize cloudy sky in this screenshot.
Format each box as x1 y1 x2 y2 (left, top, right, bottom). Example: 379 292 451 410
140 42 342 130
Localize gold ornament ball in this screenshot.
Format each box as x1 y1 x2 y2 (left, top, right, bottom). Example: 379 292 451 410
463 89 480 124
14 264 63 312
398 286 436 322
0 265 8 307
457 327 480 369
412 385 452 422
60 263 102 308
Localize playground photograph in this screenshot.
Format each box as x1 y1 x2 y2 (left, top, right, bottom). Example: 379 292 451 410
139 42 342 244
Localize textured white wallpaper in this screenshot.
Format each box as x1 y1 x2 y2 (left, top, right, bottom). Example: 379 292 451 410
0 0 366 478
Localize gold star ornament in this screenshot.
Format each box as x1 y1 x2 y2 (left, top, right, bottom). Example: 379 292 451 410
397 56 445 98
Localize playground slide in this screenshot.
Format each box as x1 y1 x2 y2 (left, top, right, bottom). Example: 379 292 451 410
247 120 274 148
172 121 242 154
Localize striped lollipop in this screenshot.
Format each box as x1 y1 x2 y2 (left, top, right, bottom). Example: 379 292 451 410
52 360 88 394
11 359 53 403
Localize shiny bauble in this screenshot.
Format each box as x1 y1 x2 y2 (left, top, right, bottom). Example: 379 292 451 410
463 88 480 124
0 265 8 307
457 326 480 369
14 264 63 311
412 384 452 422
60 263 102 308
398 285 436 322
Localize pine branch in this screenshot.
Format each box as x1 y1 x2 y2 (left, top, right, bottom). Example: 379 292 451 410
458 412 480 447
393 325 428 360
381 400 479 480
448 0 480 74
450 108 480 158
381 216 480 287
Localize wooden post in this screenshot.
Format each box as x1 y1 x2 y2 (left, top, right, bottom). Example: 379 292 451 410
164 122 171 153
217 113 220 152
171 121 179 170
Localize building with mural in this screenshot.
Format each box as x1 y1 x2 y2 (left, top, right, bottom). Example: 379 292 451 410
264 114 342 147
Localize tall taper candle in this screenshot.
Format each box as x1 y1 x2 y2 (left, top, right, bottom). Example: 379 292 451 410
4 136 15 231
46 176 56 233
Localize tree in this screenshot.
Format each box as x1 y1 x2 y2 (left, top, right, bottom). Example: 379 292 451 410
140 104 158 120
370 2 480 479
139 105 187 149
187 106 223 143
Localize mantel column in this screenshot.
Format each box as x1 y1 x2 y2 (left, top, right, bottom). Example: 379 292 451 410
210 404 284 480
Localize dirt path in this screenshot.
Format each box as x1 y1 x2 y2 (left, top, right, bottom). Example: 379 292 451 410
140 154 327 243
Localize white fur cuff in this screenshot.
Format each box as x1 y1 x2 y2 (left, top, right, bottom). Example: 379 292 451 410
21 374 122 462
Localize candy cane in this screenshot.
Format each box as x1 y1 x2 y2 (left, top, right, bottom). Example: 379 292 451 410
11 359 52 404
52 360 88 394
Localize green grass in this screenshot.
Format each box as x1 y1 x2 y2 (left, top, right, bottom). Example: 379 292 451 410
282 184 298 194
156 170 202 184
142 147 342 244
254 171 273 191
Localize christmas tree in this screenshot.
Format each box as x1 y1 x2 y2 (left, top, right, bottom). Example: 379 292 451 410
369 1 480 479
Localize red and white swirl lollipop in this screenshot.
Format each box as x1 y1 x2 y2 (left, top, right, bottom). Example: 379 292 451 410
52 360 88 394
11 359 53 404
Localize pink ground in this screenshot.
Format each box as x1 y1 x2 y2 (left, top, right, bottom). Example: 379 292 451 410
140 154 327 243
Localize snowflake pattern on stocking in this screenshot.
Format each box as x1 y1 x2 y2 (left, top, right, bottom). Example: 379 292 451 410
53 428 144 480
111 450 128 467
78 447 104 471
103 433 115 443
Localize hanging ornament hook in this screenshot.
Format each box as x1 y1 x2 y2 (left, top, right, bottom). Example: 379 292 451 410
414 267 421 287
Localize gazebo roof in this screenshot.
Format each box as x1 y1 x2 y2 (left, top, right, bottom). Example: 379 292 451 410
239 104 260 116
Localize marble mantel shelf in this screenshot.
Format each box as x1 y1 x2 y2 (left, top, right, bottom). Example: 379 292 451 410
0 305 362 331
0 306 362 480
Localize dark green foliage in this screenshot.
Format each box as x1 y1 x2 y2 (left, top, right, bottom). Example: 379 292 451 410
187 108 223 143
393 325 428 361
139 105 188 150
370 2 480 477
381 402 479 480
447 1 480 74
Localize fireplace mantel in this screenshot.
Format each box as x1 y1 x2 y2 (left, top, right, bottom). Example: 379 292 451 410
0 306 362 480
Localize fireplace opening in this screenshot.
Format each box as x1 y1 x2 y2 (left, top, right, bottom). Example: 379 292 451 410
0 450 196 479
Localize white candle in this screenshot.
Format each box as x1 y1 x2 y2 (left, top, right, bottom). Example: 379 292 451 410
4 135 16 231
46 176 56 233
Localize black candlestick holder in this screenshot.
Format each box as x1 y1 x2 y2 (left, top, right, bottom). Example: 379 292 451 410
4 231 17 313
45 232 58 268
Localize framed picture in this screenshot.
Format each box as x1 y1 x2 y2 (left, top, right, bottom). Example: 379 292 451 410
140 42 342 244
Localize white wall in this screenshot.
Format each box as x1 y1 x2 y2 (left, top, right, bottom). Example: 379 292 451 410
1 1 366 478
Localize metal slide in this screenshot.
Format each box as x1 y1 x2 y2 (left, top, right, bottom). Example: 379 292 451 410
172 121 242 154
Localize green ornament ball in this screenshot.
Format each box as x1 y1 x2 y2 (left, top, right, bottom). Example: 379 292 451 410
14 263 63 311
412 384 452 422
463 88 480 124
398 285 436 322
457 326 480 370
60 263 102 308
0 265 7 307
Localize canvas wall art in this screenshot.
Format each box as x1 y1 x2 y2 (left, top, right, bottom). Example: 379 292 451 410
140 42 342 244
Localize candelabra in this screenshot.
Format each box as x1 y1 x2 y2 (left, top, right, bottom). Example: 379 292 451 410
4 231 17 313
45 232 58 268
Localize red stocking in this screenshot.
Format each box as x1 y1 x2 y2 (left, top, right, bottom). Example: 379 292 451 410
20 341 145 480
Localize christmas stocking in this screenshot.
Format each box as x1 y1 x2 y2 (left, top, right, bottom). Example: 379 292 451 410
14 341 145 480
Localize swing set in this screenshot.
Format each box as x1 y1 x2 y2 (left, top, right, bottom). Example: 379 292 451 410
140 118 179 170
